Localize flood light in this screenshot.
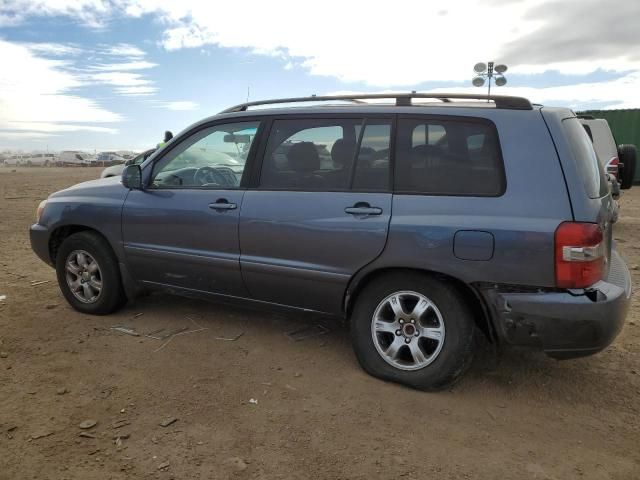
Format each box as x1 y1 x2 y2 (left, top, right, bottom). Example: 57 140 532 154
472 61 508 98
473 62 487 73
495 76 507 86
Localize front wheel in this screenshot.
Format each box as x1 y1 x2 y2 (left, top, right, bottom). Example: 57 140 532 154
350 273 475 391
55 231 127 315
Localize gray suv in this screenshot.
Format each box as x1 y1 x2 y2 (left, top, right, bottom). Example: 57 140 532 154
30 93 632 390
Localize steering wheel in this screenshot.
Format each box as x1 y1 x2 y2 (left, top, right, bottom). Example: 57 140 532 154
193 166 237 187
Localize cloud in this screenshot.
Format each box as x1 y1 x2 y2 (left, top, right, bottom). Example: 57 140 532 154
102 43 147 57
3 0 639 84
1 122 118 134
330 70 640 110
86 44 157 95
90 71 151 86
22 42 83 56
0 40 122 140
158 101 199 111
115 86 158 96
113 0 640 85
0 0 112 28
500 0 640 67
3 0 640 109
442 71 640 110
0 131 56 139
88 60 158 71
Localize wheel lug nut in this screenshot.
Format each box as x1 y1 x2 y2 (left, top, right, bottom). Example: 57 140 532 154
395 330 402 336
399 319 404 324
410 319 415 324
414 331 420 337
404 338 411 344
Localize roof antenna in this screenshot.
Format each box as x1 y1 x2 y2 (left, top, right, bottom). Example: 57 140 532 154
246 86 250 103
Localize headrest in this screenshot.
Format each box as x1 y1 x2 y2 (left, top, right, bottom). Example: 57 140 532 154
330 138 355 167
287 142 320 173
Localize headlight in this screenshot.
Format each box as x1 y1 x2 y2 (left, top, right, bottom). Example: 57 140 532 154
36 199 48 223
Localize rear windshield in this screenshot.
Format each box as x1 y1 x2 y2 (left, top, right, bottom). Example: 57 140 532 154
563 118 608 199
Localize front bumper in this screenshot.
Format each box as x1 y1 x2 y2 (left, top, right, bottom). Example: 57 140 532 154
30 223 53 266
483 250 632 359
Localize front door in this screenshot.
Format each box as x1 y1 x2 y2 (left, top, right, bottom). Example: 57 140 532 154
122 120 261 296
239 116 393 314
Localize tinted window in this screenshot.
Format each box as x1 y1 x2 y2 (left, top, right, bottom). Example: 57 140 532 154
352 123 391 191
151 122 259 189
259 118 391 191
395 117 505 196
563 118 607 199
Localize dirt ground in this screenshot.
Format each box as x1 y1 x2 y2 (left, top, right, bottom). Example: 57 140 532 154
1 167 639 480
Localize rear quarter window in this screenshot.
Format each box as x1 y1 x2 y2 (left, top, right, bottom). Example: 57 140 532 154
394 117 505 196
563 118 608 199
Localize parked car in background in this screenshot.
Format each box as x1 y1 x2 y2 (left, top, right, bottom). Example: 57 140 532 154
58 151 96 167
96 152 126 166
2 154 24 166
31 93 632 391
100 148 155 178
580 116 636 190
22 153 57 166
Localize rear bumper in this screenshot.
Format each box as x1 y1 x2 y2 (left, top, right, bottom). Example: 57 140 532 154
482 250 632 359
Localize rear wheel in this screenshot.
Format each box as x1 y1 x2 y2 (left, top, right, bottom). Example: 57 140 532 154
350 273 476 391
55 231 127 315
618 144 636 190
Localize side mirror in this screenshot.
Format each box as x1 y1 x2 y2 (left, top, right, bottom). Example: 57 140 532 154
124 158 133 166
122 164 143 190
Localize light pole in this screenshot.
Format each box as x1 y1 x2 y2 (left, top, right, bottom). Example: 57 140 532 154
472 62 508 99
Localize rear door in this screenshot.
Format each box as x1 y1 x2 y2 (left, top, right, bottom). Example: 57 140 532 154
239 116 393 314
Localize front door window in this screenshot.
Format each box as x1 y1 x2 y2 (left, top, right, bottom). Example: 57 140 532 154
151 122 260 189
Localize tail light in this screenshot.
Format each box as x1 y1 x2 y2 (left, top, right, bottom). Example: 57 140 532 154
555 222 604 289
606 156 619 179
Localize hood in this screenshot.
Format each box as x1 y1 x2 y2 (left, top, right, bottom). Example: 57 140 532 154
49 175 127 200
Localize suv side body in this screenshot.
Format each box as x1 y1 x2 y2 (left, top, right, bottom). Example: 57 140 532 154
30 98 632 389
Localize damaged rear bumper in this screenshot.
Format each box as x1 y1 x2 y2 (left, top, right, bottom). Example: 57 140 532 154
481 250 632 359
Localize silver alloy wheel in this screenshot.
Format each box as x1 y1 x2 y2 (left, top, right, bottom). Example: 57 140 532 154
371 290 445 371
65 250 103 304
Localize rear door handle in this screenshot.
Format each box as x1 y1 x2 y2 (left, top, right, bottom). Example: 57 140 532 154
345 204 383 216
209 199 237 210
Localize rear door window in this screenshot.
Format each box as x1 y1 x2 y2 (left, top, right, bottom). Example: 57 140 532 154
394 117 505 196
563 118 608 199
259 118 391 191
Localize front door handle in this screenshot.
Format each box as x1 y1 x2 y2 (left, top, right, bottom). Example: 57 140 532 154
209 199 237 210
345 202 383 216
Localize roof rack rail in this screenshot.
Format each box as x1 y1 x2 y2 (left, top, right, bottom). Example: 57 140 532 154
220 92 533 113
576 114 595 120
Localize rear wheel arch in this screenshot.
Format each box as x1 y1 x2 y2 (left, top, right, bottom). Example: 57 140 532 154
345 267 496 343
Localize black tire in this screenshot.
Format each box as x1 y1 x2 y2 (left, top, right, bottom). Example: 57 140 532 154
618 144 636 190
55 231 127 315
350 272 475 391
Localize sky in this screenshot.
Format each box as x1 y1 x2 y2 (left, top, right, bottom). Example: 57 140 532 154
1 0 639 152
